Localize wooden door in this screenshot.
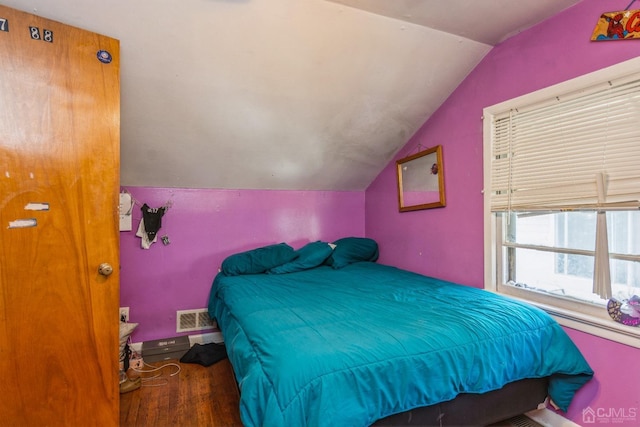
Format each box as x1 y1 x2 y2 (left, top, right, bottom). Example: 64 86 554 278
0 5 120 426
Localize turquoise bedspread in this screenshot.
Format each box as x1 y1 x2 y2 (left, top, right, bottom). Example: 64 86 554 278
208 262 593 427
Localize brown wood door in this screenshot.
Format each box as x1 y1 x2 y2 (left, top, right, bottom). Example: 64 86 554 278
0 5 120 426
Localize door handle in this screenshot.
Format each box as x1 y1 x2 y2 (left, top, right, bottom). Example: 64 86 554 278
98 263 114 276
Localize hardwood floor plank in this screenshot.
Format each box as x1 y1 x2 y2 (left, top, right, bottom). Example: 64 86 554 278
120 358 242 427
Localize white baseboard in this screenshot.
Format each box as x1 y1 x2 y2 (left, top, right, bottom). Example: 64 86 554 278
130 330 224 354
526 408 581 427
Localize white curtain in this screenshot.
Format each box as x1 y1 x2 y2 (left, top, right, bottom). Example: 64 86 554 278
593 211 612 299
593 173 612 299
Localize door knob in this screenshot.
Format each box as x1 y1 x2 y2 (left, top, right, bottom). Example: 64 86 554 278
98 263 114 276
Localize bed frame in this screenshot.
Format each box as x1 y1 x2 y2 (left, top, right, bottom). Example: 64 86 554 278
232 376 548 426
372 377 549 426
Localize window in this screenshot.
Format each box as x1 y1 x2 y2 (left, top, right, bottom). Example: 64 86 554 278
498 211 640 304
483 57 640 347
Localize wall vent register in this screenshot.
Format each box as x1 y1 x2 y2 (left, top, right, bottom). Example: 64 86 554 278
176 308 216 333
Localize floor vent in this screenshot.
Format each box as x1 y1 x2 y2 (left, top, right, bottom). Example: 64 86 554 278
176 309 216 333
497 414 544 427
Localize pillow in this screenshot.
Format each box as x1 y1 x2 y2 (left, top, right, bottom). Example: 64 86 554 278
268 241 334 274
221 243 297 276
325 237 379 269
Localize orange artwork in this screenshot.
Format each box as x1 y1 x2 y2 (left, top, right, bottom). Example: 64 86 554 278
591 9 640 40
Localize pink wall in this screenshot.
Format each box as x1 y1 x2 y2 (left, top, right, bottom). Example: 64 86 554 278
365 0 640 424
120 187 364 343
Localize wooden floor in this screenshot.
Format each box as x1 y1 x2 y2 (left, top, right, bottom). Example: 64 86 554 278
119 359 534 427
119 358 242 427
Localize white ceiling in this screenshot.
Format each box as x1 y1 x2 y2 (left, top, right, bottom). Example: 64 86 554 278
4 0 581 190
327 0 583 46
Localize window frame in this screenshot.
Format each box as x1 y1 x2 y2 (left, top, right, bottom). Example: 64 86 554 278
483 57 640 349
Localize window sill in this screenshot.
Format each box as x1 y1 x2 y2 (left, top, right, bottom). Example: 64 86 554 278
485 289 640 349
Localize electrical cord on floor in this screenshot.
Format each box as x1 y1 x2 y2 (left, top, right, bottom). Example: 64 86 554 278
130 361 181 387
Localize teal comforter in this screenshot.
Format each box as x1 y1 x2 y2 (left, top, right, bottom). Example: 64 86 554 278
208 262 593 427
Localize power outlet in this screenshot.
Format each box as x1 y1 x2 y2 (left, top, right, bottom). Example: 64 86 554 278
120 307 130 322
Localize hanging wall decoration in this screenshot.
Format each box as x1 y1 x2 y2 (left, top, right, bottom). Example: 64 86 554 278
136 203 168 249
591 3 640 41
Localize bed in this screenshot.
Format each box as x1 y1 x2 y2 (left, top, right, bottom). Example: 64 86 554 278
208 239 593 426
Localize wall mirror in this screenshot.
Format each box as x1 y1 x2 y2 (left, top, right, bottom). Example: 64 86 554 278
396 145 445 212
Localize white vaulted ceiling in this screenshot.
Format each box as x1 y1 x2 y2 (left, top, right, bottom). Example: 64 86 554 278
3 0 581 190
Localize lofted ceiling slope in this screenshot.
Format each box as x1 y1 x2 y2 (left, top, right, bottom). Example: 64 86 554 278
4 0 581 190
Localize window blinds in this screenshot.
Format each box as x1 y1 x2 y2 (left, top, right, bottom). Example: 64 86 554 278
490 75 640 212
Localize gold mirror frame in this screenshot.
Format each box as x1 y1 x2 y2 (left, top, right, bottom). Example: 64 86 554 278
396 145 446 212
